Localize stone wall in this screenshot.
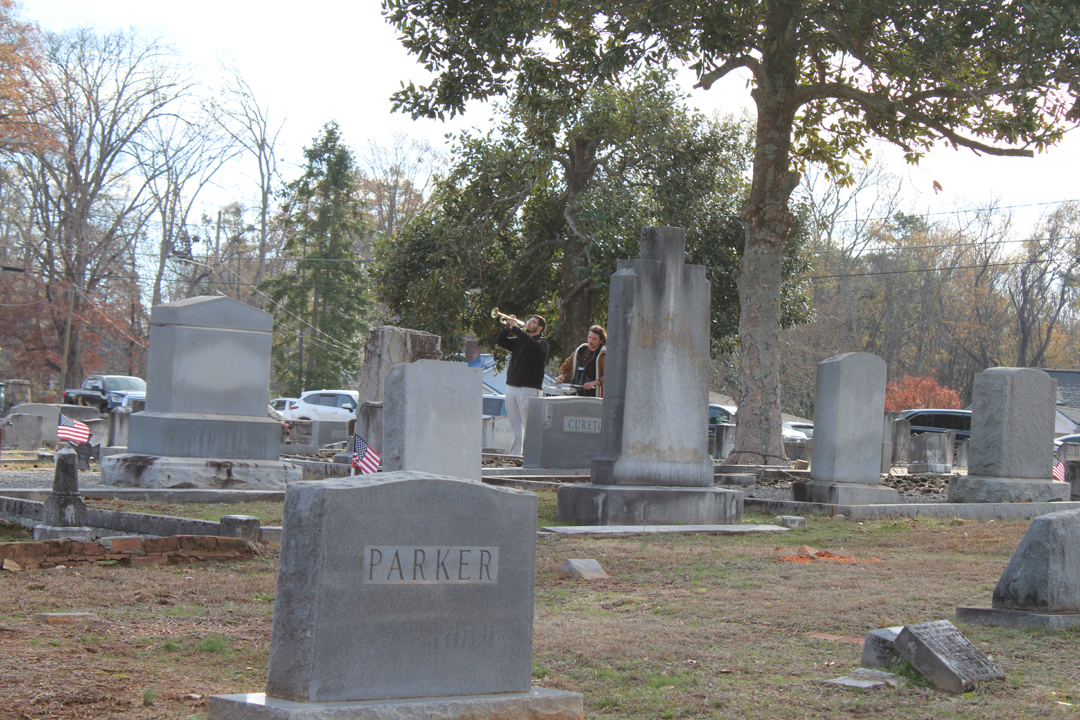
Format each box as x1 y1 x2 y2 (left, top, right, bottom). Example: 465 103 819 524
0 535 256 570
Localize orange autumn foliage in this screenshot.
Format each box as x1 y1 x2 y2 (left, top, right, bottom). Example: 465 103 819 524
884 375 962 412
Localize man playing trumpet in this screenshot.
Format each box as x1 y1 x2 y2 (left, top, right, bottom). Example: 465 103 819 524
494 311 548 456
556 325 606 398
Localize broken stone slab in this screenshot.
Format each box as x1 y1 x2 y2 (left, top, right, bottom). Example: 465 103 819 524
559 559 608 580
893 620 1003 694
773 515 806 529
826 668 902 690
860 626 905 669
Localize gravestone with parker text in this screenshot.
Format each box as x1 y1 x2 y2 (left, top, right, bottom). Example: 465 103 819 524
209 472 582 720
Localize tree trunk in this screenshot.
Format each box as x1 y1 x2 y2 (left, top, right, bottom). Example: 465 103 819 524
559 136 599 354
728 1 800 466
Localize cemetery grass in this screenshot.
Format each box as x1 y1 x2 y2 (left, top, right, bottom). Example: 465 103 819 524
0 510 1078 718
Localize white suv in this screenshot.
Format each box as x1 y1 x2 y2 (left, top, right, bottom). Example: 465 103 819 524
289 390 360 423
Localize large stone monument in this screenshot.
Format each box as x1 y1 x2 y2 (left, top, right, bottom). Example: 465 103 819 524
208 472 583 719
380 360 482 481
791 353 900 504
949 367 1070 502
957 508 1080 631
557 226 741 524
101 296 300 489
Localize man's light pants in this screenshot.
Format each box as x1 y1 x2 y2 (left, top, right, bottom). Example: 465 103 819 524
504 385 540 456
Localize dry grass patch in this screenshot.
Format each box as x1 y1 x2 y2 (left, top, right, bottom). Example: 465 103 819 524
0 510 1077 719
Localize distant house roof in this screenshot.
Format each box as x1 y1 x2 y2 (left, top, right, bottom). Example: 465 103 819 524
1040 369 1080 431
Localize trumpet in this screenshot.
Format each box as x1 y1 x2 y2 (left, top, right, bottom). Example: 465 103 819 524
491 307 527 328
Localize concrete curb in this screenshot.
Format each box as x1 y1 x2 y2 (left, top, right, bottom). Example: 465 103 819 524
745 498 1080 521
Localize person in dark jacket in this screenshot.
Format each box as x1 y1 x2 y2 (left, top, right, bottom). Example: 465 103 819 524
495 313 548 455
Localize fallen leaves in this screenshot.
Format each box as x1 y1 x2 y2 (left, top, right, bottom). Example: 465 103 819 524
774 545 883 564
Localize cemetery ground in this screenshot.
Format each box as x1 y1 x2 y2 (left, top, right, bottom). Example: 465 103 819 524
1 493 1079 719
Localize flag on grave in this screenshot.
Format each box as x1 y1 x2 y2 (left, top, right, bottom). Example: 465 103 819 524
352 434 380 475
57 414 90 444
1053 460 1066 482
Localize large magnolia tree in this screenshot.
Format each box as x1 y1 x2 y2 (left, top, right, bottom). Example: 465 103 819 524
384 0 1080 464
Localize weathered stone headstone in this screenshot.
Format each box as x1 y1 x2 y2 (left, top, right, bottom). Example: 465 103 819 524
559 558 608 580
355 326 441 454
34 447 93 541
380 360 482 481
101 296 300 490
884 411 911 465
2 413 43 450
949 368 1070 502
907 431 954 475
208 473 582 720
1066 461 1080 501
826 668 901 690
791 353 900 505
957 508 1080 631
522 396 602 469
893 620 1003 694
558 227 741 525
860 626 904 669
1058 442 1080 463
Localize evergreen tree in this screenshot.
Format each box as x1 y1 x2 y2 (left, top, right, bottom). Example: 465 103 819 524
264 121 371 394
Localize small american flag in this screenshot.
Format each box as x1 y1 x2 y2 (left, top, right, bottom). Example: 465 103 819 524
1053 460 1066 482
352 434 380 475
57 413 90 444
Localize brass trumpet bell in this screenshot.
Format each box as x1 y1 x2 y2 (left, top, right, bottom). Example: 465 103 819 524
491 307 527 328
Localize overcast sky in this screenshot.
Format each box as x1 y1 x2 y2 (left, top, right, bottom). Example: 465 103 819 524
26 0 1080 232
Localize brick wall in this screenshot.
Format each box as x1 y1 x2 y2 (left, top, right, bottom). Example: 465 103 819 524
0 535 256 570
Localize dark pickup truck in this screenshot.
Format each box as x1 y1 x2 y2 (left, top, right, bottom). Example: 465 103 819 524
63 375 146 413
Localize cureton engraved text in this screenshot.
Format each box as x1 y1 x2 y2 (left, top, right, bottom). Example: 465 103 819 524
362 545 499 584
563 416 601 433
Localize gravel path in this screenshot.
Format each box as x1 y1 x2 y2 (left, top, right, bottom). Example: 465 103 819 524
0 469 109 490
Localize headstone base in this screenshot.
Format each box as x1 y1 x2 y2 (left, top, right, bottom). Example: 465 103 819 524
956 606 1080 632
207 688 584 720
556 484 742 525
33 525 95 542
907 463 951 475
100 454 301 490
791 481 900 505
947 476 1071 503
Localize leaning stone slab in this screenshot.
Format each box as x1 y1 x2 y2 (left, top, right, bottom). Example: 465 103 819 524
208 687 583 720
773 515 806 529
893 620 1003 694
559 559 608 580
542 524 786 537
860 626 904 669
266 473 538 703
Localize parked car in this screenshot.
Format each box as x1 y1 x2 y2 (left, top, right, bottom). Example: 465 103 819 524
483 394 507 417
271 397 299 421
903 408 972 442
62 374 146 414
1054 433 1080 450
289 390 359 423
782 421 809 444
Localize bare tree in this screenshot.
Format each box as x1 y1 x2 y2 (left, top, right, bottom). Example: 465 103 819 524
358 133 443 255
209 65 284 296
1008 202 1080 368
15 28 189 388
137 101 238 307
